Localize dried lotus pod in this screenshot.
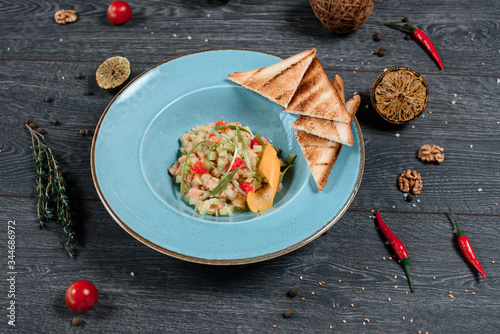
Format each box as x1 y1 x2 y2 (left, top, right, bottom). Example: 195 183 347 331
371 67 429 124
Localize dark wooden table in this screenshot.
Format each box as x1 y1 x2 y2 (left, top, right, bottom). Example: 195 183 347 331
2 1 499 332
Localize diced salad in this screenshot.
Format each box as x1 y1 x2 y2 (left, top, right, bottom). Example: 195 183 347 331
168 120 294 216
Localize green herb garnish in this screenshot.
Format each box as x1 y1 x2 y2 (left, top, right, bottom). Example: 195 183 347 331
210 165 243 197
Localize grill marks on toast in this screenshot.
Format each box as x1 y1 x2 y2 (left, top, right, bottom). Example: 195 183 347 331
227 49 316 108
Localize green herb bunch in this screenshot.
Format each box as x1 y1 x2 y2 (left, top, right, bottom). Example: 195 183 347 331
25 124 75 256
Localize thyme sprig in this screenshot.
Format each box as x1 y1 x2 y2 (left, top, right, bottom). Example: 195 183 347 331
25 124 75 256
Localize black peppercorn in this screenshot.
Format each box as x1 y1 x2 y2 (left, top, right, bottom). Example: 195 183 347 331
373 32 381 42
25 119 32 125
72 317 82 326
52 118 59 125
402 17 409 22
406 193 414 202
405 34 411 40
79 129 85 136
85 89 93 95
38 128 45 134
288 289 298 297
28 122 36 129
378 49 386 57
284 310 292 318
45 96 52 102
84 129 92 136
76 73 84 79
405 22 411 27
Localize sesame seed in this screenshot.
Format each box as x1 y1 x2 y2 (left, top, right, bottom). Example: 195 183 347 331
492 261 495 263
363 322 366 325
405 291 409 295
464 290 469 292
383 257 386 261
330 325 333 329
340 59 344 61
350 303 354 308
367 62 370 64
395 285 398 289
388 297 392 301
300 276 303 280
402 316 406 320
365 266 369 269
301 297 305 300
130 272 135 277
410 319 414 323
472 292 476 295
362 287 365 291
349 271 354 274
394 275 398 279
433 276 436 279
389 257 393 260
311 292 315 295
273 325 277 328
343 320 347 324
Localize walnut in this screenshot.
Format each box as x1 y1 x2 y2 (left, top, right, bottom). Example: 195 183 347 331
418 144 444 163
54 9 77 24
398 169 422 195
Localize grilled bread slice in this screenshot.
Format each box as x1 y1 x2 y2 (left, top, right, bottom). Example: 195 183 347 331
294 131 342 191
227 49 316 108
284 57 350 123
290 94 360 146
331 75 345 104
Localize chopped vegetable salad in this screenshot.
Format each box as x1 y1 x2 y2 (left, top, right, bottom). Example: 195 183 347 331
168 120 293 216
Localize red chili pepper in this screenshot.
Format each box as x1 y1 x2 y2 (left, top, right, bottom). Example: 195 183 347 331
376 211 414 292
385 23 444 70
449 209 486 279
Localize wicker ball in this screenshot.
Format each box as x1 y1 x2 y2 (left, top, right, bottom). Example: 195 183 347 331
310 0 374 34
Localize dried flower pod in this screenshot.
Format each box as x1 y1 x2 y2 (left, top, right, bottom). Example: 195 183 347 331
398 169 422 195
54 9 77 25
371 67 429 124
418 144 444 163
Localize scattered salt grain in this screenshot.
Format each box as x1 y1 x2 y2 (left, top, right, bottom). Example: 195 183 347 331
173 34 177 37
205 39 208 42
395 133 400 137
392 206 395 208
497 79 500 84
151 31 154 34
478 188 483 192
384 68 388 71
144 26 147 29
130 272 135 277
59 38 63 42
7 47 10 51
412 203 416 207
469 144 473 148
411 125 415 129
187 36 192 40
454 93 458 97
365 105 369 109
451 101 456 105
445 121 448 124
207 14 211 17
416 199 420 203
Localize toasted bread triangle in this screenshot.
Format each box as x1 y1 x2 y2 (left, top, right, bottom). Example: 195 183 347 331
294 76 359 190
290 94 360 146
284 58 350 123
227 49 316 107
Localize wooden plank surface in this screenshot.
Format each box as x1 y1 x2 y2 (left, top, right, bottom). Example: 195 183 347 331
1 0 499 333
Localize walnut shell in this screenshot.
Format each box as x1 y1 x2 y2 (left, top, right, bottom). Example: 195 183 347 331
398 169 422 195
418 144 444 163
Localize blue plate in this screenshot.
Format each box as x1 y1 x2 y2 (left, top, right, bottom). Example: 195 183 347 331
91 49 364 265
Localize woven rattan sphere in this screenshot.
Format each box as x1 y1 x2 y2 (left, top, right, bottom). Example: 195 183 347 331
310 0 374 33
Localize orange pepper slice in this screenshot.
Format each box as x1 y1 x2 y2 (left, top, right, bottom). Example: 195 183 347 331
247 144 281 213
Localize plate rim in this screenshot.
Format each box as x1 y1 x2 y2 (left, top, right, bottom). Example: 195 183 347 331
90 48 365 265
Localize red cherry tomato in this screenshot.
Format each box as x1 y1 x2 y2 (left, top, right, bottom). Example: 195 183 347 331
65 280 98 313
107 1 132 25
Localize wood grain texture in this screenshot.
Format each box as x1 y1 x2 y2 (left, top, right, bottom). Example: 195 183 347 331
1 0 500 332
1 198 499 333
